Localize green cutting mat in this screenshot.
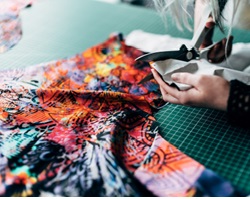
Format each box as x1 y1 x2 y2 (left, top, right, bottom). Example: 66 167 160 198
0 0 249 193
155 104 250 193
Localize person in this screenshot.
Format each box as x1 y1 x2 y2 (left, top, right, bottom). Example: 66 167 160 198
151 0 250 127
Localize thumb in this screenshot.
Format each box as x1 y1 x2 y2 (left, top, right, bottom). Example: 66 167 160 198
171 73 198 86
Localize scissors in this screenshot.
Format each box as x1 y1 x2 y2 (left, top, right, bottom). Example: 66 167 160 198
135 5 216 84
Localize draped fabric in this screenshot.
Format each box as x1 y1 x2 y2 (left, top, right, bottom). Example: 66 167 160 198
0 33 242 196
0 0 33 53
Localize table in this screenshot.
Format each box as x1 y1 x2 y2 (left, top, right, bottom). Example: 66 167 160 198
0 0 249 193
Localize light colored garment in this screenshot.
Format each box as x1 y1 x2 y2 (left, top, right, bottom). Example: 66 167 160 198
223 0 250 30
0 33 242 197
125 30 250 90
126 29 250 72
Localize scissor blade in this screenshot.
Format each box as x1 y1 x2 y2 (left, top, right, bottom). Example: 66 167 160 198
190 4 212 49
138 73 154 85
135 50 186 62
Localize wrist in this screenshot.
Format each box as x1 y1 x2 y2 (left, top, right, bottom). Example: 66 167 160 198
215 81 230 111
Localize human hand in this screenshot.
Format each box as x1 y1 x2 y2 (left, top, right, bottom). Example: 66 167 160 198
151 69 230 111
206 35 234 64
199 17 234 64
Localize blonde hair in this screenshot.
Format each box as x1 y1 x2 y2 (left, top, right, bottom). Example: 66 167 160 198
152 0 244 68
152 0 240 32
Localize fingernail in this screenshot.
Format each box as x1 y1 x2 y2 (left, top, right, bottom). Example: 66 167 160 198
205 21 215 28
171 73 179 80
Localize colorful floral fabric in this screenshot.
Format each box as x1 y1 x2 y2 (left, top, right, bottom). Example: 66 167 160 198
0 33 243 196
0 0 33 53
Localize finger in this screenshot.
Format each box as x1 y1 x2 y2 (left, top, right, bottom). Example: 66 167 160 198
152 69 182 99
171 73 199 87
159 79 184 100
208 36 234 63
159 83 167 95
205 17 215 29
151 69 166 88
160 85 180 104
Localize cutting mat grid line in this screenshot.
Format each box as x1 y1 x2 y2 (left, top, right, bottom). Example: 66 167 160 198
0 0 249 194
155 104 250 192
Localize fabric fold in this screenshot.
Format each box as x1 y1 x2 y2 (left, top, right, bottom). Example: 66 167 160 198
0 33 245 196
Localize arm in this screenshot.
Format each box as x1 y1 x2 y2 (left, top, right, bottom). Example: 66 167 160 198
151 0 250 127
227 80 250 127
152 69 250 127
